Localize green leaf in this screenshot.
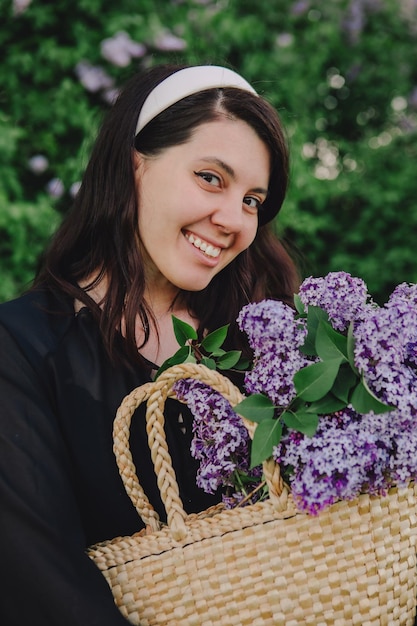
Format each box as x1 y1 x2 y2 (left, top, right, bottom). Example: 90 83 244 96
308 305 330 326
331 364 358 402
233 468 264 485
350 379 395 414
201 325 229 352
299 331 316 356
234 394 275 422
293 293 306 316
234 357 251 370
250 418 282 468
216 350 241 370
281 409 319 437
154 346 191 378
315 321 348 362
347 322 359 375
200 356 216 369
172 315 197 346
299 306 329 356
306 394 347 414
210 349 226 357
294 358 343 402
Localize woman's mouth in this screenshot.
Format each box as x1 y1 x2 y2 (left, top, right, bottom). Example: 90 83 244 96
184 232 221 258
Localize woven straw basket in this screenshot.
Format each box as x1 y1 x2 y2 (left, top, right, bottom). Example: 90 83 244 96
88 363 417 625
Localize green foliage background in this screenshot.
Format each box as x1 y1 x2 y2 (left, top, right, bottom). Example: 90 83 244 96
1 0 416 303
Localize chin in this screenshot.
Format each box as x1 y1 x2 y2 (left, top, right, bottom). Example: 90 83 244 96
179 282 211 292
174 276 215 292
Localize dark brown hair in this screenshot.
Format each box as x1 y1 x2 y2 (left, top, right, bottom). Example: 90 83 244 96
34 63 299 364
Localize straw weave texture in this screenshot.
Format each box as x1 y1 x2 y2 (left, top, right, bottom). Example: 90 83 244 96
87 363 417 625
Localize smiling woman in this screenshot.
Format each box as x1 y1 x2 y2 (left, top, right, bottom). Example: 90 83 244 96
0 64 299 626
135 118 269 291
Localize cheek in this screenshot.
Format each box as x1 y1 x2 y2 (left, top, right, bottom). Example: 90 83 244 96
239 221 258 251
224 223 257 268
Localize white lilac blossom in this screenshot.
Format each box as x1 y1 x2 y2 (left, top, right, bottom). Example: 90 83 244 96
28 154 49 174
74 62 114 93
101 87 121 106
69 181 81 198
276 33 294 48
154 31 187 52
46 178 65 199
298 271 370 331
174 379 262 507
100 32 146 68
12 0 32 16
237 299 309 406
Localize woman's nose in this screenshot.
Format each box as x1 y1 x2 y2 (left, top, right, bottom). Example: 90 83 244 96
211 194 243 233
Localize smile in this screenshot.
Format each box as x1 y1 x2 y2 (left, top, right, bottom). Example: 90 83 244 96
184 232 221 258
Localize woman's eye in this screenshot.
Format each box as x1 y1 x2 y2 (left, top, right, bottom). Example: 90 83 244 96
243 196 262 211
195 171 221 187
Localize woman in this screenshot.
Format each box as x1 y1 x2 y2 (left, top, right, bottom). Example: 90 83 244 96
0 64 298 625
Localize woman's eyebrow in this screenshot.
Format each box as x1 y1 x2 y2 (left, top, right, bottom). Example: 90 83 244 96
199 157 268 195
199 157 236 178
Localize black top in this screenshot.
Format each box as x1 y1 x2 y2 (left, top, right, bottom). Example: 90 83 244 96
0 287 220 626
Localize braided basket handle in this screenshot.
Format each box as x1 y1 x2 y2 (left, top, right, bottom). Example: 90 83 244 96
113 363 290 541
113 382 162 533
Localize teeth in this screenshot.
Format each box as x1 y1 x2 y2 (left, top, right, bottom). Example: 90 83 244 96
185 233 221 258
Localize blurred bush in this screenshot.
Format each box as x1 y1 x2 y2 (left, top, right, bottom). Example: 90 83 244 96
1 0 416 302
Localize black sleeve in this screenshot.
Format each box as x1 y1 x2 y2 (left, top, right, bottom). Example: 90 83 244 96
0 324 130 626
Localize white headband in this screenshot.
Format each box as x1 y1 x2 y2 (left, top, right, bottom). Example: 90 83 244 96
135 65 258 136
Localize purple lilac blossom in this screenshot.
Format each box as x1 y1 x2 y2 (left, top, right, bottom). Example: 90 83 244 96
290 1 310 16
175 274 417 514
274 408 396 515
387 282 417 366
174 379 260 505
237 299 309 406
272 276 417 514
389 429 417 484
409 87 417 110
341 0 365 45
353 293 417 425
298 271 370 332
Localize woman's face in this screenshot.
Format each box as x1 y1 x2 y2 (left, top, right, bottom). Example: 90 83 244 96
134 115 270 294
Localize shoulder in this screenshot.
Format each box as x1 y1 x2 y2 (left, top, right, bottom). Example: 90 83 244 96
0 287 74 362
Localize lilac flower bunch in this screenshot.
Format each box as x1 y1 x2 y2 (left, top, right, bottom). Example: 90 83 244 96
297 271 371 331
168 272 417 515
245 272 417 514
237 299 309 407
174 379 263 508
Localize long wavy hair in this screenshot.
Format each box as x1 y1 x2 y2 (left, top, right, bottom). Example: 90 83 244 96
34 64 299 365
